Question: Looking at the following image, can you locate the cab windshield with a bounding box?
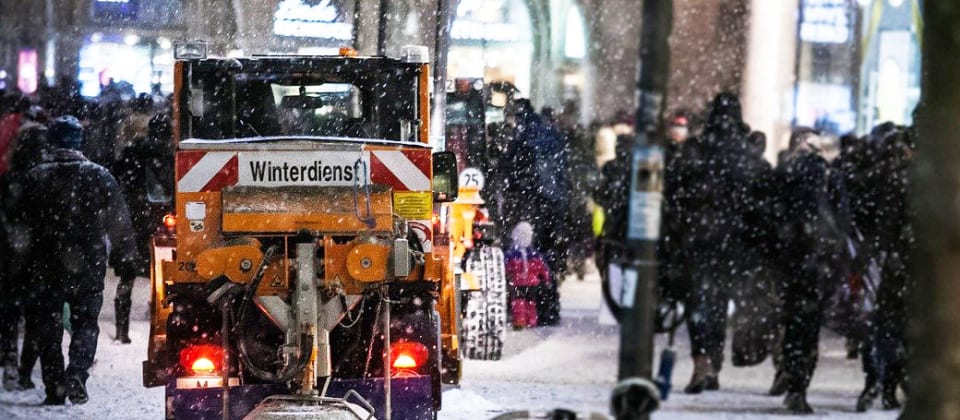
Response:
[181,58,421,142]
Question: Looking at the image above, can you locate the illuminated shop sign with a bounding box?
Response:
[800,0,852,44]
[451,0,527,42]
[451,21,522,42]
[273,0,352,40]
[17,49,38,94]
[94,0,139,20]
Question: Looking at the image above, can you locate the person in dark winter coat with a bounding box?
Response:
[111,113,174,344]
[674,92,753,394]
[771,128,851,413]
[559,101,597,280]
[730,131,784,370]
[498,99,540,240]
[504,222,552,328]
[12,115,137,405]
[658,115,693,307]
[499,100,564,324]
[593,134,633,274]
[854,126,914,412]
[0,123,51,391]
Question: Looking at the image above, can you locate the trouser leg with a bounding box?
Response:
[30,299,65,400]
[687,275,728,360]
[115,274,134,342]
[781,273,822,394]
[65,288,104,384]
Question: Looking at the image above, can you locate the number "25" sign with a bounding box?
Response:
[458,167,485,189]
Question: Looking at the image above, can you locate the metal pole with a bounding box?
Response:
[382,285,392,420]
[612,0,672,418]
[377,0,389,56]
[221,304,231,420]
[431,0,456,150]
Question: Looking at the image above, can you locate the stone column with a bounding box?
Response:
[741,0,798,161]
[581,0,643,124]
[666,0,749,122]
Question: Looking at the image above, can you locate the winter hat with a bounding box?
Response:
[706,92,743,130]
[48,115,83,150]
[511,222,534,249]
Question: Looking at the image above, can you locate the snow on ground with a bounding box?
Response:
[0,267,902,419]
[440,265,901,420]
[0,271,164,419]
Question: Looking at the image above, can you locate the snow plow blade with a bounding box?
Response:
[244,392,374,420]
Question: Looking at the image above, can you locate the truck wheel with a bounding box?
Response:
[461,246,506,360]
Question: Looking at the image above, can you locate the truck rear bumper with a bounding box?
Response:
[166,376,434,420]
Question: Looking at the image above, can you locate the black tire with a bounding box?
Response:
[461,246,506,360]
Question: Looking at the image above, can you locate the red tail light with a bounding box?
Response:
[179,344,223,375]
[390,342,429,371]
[162,213,177,229]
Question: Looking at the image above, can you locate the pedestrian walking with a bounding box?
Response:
[111,113,174,343]
[12,115,137,405]
[771,127,851,413]
[673,92,753,394]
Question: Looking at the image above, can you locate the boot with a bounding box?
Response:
[845,337,860,360]
[769,370,789,396]
[2,352,18,391]
[684,355,717,394]
[115,298,131,344]
[855,377,879,412]
[881,384,900,410]
[784,391,814,414]
[66,376,89,405]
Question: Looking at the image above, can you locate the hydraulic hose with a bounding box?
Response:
[233,245,313,383]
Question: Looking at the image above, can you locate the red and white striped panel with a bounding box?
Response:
[177,149,431,193]
[177,151,239,193]
[369,149,431,192]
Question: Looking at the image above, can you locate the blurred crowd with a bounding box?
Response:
[595,93,914,414]
[0,78,917,415]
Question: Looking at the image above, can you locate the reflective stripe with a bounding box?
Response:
[177,152,236,192]
[372,150,431,191]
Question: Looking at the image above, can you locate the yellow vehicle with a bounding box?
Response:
[142,44,460,419]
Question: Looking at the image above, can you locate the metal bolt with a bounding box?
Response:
[240,259,253,272]
[360,258,372,269]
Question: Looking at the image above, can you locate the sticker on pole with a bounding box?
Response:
[627,146,663,241]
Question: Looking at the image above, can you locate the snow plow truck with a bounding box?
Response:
[142,44,463,420]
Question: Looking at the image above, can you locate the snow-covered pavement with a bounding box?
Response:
[441,267,901,420]
[0,268,901,419]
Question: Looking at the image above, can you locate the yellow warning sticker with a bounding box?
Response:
[394,191,433,220]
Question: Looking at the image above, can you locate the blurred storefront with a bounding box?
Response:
[76,0,185,98]
[447,0,534,98]
[792,0,860,137]
[269,0,354,55]
[856,0,922,131]
[792,0,922,136]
